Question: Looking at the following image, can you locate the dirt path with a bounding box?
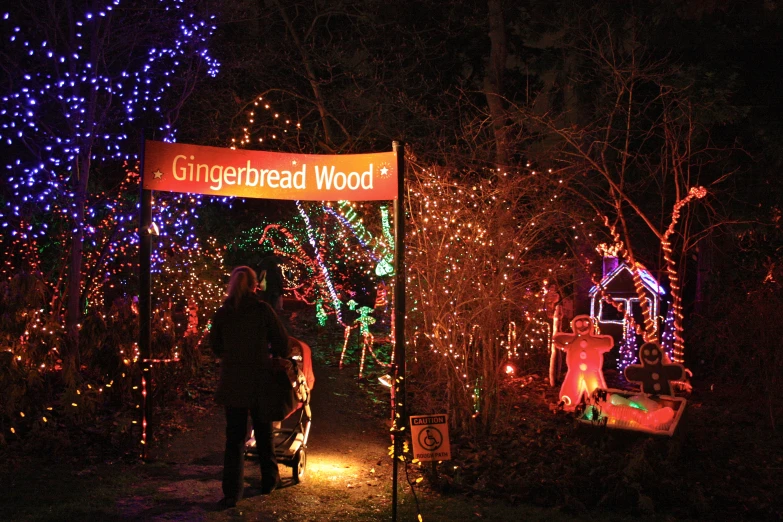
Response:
[0,323,592,521]
[109,304,580,522]
[115,352,400,521]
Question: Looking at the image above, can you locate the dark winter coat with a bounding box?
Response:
[264,264,284,297]
[209,294,291,414]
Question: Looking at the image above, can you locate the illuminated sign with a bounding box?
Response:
[142,140,398,201]
[410,414,451,462]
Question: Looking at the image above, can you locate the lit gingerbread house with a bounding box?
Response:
[589,256,665,344]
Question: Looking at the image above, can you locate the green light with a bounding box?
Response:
[609,393,648,411]
[316,298,327,327]
[355,306,376,336]
[375,258,394,277]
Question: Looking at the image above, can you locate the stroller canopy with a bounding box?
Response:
[289,337,315,391]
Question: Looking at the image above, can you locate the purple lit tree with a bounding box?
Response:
[660,304,676,363]
[617,318,640,373]
[0,0,218,375]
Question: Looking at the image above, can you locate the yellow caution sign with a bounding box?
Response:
[409,414,451,462]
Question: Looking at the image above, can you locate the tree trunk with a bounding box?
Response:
[65,151,90,379]
[484,0,510,169]
[64,7,103,381]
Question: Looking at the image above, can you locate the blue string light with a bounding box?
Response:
[0,1,219,270]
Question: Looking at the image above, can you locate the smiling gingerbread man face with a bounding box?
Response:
[572,316,593,336]
[642,344,661,365]
[624,341,685,396]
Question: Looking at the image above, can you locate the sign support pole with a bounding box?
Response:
[138,136,153,460]
[391,141,406,521]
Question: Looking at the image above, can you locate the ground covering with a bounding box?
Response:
[0,304,779,521]
[424,373,781,520]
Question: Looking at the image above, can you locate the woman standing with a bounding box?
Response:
[209,266,290,508]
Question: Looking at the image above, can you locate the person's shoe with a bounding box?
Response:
[217,497,237,509]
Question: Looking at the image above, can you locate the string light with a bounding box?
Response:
[1,1,219,261]
[0,1,220,447]
[598,219,657,341]
[405,157,574,421]
[616,315,641,372]
[659,305,676,363]
[661,186,707,364]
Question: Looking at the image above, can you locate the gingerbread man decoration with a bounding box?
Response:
[624,341,684,396]
[553,315,614,410]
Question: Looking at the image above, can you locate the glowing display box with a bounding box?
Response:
[576,388,687,437]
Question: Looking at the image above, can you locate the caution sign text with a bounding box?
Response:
[409,414,451,462]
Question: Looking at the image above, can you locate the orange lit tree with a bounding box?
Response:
[405,157,573,435]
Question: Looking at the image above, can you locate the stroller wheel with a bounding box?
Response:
[292,448,306,484]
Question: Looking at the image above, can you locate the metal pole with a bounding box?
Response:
[391,141,406,521]
[138,136,153,460]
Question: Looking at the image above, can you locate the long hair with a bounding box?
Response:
[225,266,257,309]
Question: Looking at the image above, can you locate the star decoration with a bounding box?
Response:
[292,160,297,166]
[378,162,393,178]
[153,169,164,179]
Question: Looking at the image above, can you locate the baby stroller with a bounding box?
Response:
[245,337,315,484]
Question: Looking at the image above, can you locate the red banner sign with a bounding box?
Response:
[142,140,398,201]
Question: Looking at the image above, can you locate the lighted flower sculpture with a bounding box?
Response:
[552,315,614,411]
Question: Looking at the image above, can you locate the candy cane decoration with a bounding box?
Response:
[601,216,657,341]
[662,186,707,363]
